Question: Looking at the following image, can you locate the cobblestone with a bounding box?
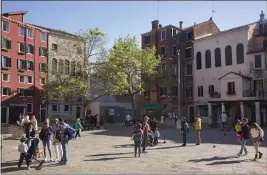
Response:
[1,124,267,174]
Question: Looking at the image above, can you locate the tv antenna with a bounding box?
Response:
[157,0,160,21]
[212,0,216,18]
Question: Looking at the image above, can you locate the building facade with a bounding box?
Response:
[1,11,48,123]
[193,11,267,125]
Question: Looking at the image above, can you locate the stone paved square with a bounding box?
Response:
[1,124,267,174]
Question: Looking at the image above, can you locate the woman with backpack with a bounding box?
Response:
[39,122,53,162]
[250,122,264,161]
[180,117,189,146]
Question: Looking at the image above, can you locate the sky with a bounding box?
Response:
[2,1,266,49]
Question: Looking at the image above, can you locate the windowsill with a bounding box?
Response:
[26,53,34,56]
[2,80,10,82]
[1,67,10,70]
[18,52,25,55]
[185,57,193,59]
[64,110,70,112]
[3,31,9,33]
[19,35,25,37]
[41,40,47,42]
[27,37,33,39]
[18,69,25,72]
[1,48,9,51]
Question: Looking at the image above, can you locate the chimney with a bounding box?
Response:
[159,24,162,28]
[152,20,159,30]
[179,21,183,29]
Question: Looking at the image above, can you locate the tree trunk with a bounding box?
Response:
[131,94,136,120]
[83,99,89,119]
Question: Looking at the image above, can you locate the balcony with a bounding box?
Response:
[253,68,266,79]
[243,91,267,100]
[209,92,221,98]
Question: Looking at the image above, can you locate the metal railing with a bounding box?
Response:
[243,91,267,99]
[209,92,221,98]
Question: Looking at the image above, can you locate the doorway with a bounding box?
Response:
[76,106,81,118]
[1,107,8,124]
[9,106,24,124]
[189,106,195,123]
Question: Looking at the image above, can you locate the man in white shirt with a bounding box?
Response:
[125,114,131,127]
[221,112,228,131]
[18,137,30,169]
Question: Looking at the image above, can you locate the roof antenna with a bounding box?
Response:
[212,0,216,18]
[157,0,160,21]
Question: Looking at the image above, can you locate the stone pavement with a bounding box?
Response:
[1,124,267,174]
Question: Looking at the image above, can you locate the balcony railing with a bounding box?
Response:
[243,91,267,99]
[209,92,221,98]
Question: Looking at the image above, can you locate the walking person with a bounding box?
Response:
[237,118,250,157]
[132,123,143,157]
[221,112,228,131]
[154,128,160,145]
[160,115,165,127]
[39,122,53,162]
[194,115,201,145]
[100,116,104,130]
[75,117,84,139]
[142,116,150,153]
[17,137,31,170]
[52,118,63,162]
[250,122,264,161]
[31,115,38,131]
[181,117,189,146]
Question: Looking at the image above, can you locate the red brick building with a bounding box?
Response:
[1,11,48,124]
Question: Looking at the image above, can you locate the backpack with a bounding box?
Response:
[66,125,76,140]
[133,132,142,142]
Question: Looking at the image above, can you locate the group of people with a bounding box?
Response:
[84,114,104,130]
[17,115,83,170]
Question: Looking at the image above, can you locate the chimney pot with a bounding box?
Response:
[179,21,183,29]
[152,20,159,30]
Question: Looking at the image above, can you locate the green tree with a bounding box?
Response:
[101,36,160,119]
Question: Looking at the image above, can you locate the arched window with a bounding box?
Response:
[71,61,76,75]
[205,50,211,68]
[225,45,232,66]
[215,48,221,67]
[52,58,57,73]
[196,52,202,70]
[236,43,244,64]
[59,59,64,74]
[65,60,70,75]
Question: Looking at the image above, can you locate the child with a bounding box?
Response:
[154,128,160,145]
[18,137,31,170]
[132,123,143,157]
[235,120,242,141]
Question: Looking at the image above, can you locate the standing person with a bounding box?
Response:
[75,117,84,139]
[221,112,228,131]
[142,116,150,153]
[237,118,250,157]
[174,114,178,127]
[31,115,38,131]
[250,122,264,161]
[150,117,157,132]
[39,122,53,162]
[160,115,165,127]
[132,123,143,157]
[100,116,104,130]
[58,118,71,165]
[154,128,160,145]
[181,117,189,146]
[52,118,63,162]
[194,115,201,145]
[125,114,131,127]
[17,137,31,170]
[24,122,35,147]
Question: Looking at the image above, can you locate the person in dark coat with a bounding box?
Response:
[180,117,189,146]
[237,118,250,157]
[142,116,150,153]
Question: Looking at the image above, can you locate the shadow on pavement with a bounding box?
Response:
[1,167,21,173]
[1,161,18,167]
[84,156,131,161]
[188,155,238,163]
[86,152,132,157]
[112,144,134,148]
[206,159,252,165]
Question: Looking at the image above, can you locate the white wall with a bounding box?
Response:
[220,74,243,100]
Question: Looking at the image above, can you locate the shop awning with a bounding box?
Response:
[143,104,164,109]
[9,104,27,107]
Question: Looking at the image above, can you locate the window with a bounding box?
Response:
[59,59,64,74]
[161,63,166,73]
[27,76,33,84]
[225,45,232,66]
[196,52,202,70]
[208,85,215,94]
[2,21,9,32]
[40,78,46,85]
[186,64,192,75]
[2,87,11,96]
[255,55,262,68]
[186,86,192,98]
[64,104,70,112]
[52,104,59,112]
[41,32,47,42]
[172,64,177,75]
[144,89,149,97]
[172,28,177,38]
[1,38,12,49]
[186,31,193,41]
[172,86,178,96]
[1,56,11,68]
[39,63,47,73]
[161,46,166,57]
[71,61,76,75]
[26,44,34,54]
[27,61,34,71]
[52,44,58,50]
[18,43,26,53]
[160,87,167,96]
[2,73,9,82]
[19,26,25,36]
[172,45,177,56]
[65,60,70,74]
[52,58,58,73]
[17,60,33,70]
[236,43,244,64]
[161,30,166,40]
[185,47,192,58]
[19,75,24,83]
[198,86,204,97]
[227,82,235,95]
[144,35,150,45]
[199,105,208,116]
[17,88,34,97]
[27,28,33,38]
[39,47,47,56]
[215,48,221,67]
[205,50,211,68]
[26,103,33,113]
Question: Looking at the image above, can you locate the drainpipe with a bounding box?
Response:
[177,49,181,118]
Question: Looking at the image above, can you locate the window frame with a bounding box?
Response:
[41,32,47,42]
[255,55,262,68]
[27,28,33,38]
[2,73,10,82]
[184,47,192,59]
[236,43,244,64]
[52,104,59,112]
[26,103,33,113]
[19,26,25,37]
[1,56,11,68]
[161,29,166,40]
[40,78,46,85]
[172,45,177,56]
[64,104,70,112]
[2,21,9,32]
[225,45,233,66]
[196,52,202,70]
[227,82,235,95]
[2,87,11,96]
[19,75,25,83]
[186,85,193,98]
[18,43,26,53]
[1,38,12,50]
[27,76,33,84]
[144,35,150,45]
[215,48,221,67]
[205,50,211,69]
